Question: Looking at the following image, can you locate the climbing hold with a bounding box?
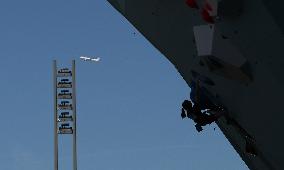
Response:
[186,0,199,9]
[204,1,213,11]
[201,8,214,23]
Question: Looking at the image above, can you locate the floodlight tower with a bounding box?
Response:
[53,60,77,170]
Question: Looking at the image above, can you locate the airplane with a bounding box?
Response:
[80,56,101,62]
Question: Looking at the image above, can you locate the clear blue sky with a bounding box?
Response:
[0,0,249,170]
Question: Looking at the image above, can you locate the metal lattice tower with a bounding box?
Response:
[53,60,77,170]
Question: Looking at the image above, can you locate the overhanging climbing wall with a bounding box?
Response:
[107,0,284,170]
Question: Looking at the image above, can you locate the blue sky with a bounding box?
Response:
[0,0,249,169]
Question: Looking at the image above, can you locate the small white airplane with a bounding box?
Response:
[80,56,101,62]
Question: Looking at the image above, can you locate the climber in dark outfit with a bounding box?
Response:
[181,80,225,132]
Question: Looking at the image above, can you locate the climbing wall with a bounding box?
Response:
[107,0,284,170]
